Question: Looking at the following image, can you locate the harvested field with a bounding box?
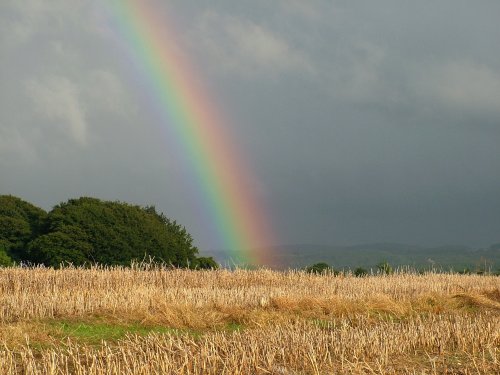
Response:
[0,266,498,374]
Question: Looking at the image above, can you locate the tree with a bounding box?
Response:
[0,217,31,250]
[27,228,92,266]
[0,195,47,233]
[305,262,337,275]
[26,197,200,267]
[0,195,47,260]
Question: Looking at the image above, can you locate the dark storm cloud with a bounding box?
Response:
[1,0,499,249]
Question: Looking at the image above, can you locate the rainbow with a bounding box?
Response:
[104,1,275,265]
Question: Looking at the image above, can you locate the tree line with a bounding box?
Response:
[304,261,499,276]
[0,195,217,269]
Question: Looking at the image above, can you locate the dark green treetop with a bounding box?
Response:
[0,195,47,261]
[27,197,201,267]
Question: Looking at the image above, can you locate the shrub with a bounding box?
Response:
[0,245,13,266]
[305,262,337,275]
[193,257,219,270]
[377,261,393,275]
[354,267,368,277]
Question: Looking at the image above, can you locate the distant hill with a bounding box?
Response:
[206,243,500,272]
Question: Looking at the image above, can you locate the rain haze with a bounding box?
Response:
[1,0,499,253]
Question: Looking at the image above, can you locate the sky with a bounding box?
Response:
[1,0,500,251]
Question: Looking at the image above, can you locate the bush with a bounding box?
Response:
[305,262,337,275]
[0,244,13,267]
[354,267,368,277]
[193,257,219,270]
[377,261,393,275]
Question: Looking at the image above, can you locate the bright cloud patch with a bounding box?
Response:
[26,76,88,145]
[195,11,314,76]
[420,61,500,114]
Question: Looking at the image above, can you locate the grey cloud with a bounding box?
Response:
[84,70,133,115]
[1,0,500,250]
[0,126,38,165]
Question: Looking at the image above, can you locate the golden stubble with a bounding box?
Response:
[0,266,498,374]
